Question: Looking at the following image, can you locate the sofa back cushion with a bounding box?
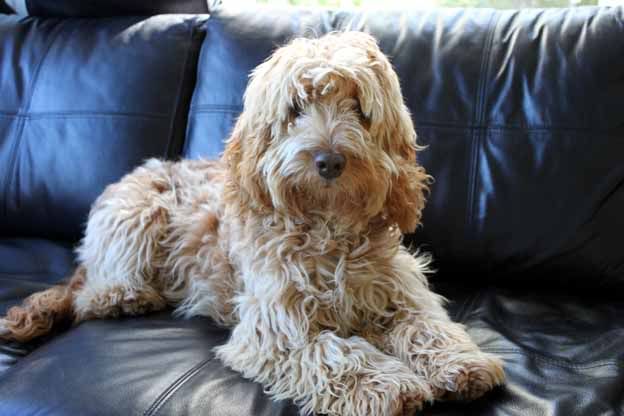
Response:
[437,7,624,289]
[0,15,205,240]
[186,5,624,290]
[6,0,209,16]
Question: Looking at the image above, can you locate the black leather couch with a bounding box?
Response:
[1,2,623,415]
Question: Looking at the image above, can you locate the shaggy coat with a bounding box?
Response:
[0,32,504,416]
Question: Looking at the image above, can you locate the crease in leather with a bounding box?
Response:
[455,289,624,372]
[144,357,215,416]
[482,313,623,370]
[465,289,485,323]
[451,290,482,324]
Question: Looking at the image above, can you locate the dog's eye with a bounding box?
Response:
[355,101,368,122]
[356,105,365,119]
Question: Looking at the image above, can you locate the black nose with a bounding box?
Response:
[314,151,346,180]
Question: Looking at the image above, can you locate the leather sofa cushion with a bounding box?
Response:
[1,244,622,416]
[13,0,209,17]
[0,15,205,241]
[187,5,624,290]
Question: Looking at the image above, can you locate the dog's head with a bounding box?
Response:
[224,31,430,233]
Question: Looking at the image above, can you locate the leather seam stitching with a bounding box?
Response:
[0,112,169,119]
[414,121,623,133]
[189,104,242,111]
[143,357,213,416]
[0,274,60,282]
[181,25,209,158]
[481,348,621,370]
[165,22,196,160]
[174,112,624,133]
[466,11,499,238]
[2,20,67,224]
[189,108,242,115]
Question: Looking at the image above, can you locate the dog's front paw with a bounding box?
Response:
[433,351,505,401]
[335,370,433,416]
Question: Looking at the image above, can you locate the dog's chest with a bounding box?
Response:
[298,237,395,335]
[235,217,400,335]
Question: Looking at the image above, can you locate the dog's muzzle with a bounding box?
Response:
[314,151,346,180]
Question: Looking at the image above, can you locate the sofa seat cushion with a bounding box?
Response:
[0,312,297,416]
[431,283,624,415]
[1,257,622,415]
[0,313,299,416]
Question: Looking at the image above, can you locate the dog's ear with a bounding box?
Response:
[222,39,317,211]
[381,98,430,234]
[222,118,273,211]
[356,32,431,233]
[385,144,430,234]
[222,42,304,211]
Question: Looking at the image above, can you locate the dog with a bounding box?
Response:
[0,31,504,415]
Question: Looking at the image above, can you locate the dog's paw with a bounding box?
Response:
[433,351,505,401]
[396,374,434,415]
[397,385,430,415]
[337,370,433,416]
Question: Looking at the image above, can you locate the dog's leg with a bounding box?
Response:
[0,268,166,342]
[381,250,505,401]
[71,161,174,322]
[385,312,505,401]
[72,279,166,322]
[215,298,433,416]
[0,160,175,342]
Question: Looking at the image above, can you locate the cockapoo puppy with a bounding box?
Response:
[0,31,504,415]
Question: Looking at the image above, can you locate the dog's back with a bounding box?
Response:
[0,158,235,341]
